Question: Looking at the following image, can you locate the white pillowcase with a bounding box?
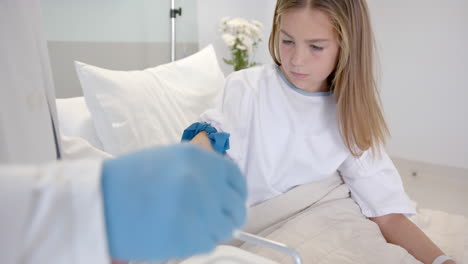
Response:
[55,96,104,150]
[75,45,225,155]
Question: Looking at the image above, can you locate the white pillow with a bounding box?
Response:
[55,96,104,150]
[75,45,225,155]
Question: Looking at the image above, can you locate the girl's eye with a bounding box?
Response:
[311,45,324,51]
[282,40,294,45]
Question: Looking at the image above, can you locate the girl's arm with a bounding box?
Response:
[370,214,455,264]
[190,131,215,152]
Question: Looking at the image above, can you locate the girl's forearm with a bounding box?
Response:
[370,213,454,264]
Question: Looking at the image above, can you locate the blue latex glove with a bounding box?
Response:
[101,144,247,261]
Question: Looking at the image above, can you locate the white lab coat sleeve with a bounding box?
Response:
[338,150,416,218]
[0,160,110,264]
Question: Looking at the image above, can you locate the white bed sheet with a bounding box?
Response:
[410,208,467,263]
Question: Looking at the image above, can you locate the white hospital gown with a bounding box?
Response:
[200,64,415,217]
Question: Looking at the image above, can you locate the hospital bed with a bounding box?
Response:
[175,231,302,264]
[56,95,468,264]
[53,46,468,263]
[126,231,301,264]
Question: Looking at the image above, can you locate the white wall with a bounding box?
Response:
[41,0,198,43]
[196,0,276,75]
[40,0,199,97]
[369,0,468,169]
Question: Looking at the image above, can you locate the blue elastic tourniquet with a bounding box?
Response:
[181,122,230,154]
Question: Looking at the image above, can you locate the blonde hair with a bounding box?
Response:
[269,0,389,157]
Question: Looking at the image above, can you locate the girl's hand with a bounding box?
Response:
[190,131,215,152]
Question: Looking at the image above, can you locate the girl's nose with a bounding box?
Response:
[291,47,306,67]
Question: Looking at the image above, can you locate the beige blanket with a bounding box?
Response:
[236,173,466,263]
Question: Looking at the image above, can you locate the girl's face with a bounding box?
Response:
[279,8,340,93]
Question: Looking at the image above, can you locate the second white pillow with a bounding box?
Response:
[75,45,225,155]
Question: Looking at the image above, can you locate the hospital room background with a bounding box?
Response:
[39,0,467,262]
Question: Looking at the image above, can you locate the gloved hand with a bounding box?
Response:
[101,143,247,261]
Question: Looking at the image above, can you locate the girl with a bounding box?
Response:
[183,0,454,263]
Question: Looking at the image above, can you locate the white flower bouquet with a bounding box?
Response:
[219,17,263,71]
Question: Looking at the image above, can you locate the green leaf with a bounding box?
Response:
[223,58,233,65]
